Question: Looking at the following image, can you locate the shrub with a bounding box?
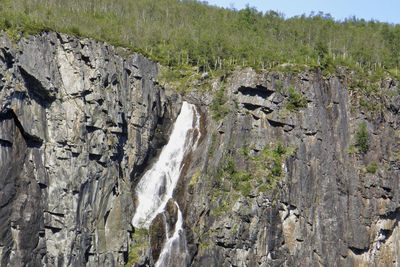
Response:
[275,80,283,93]
[275,141,286,156]
[224,157,236,175]
[4,18,12,29]
[286,85,307,111]
[210,87,229,121]
[215,142,295,196]
[271,158,282,177]
[355,121,369,154]
[237,181,252,196]
[366,162,377,174]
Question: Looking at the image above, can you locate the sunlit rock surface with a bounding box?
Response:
[0,31,177,266]
[1,32,400,267]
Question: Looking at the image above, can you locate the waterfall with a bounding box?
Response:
[132,101,200,266]
[155,203,188,267]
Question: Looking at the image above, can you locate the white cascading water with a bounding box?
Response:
[155,202,188,267]
[132,101,200,266]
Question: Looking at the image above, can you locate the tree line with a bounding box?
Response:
[1,0,399,75]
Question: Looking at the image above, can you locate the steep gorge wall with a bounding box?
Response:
[0,31,180,266]
[1,31,400,267]
[180,68,400,266]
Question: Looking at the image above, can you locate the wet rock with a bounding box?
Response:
[165,199,178,237]
[149,214,167,263]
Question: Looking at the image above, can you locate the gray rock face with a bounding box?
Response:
[1,31,400,267]
[0,31,178,266]
[180,68,400,267]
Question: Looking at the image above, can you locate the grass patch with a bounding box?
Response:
[125,228,149,267]
[212,199,233,216]
[158,64,201,93]
[189,170,202,187]
[214,141,295,197]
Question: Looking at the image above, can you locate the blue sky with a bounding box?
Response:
[205,0,400,24]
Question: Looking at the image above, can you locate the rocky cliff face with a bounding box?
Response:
[0,31,180,266]
[1,31,400,267]
[181,68,400,267]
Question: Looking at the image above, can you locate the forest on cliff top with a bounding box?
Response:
[1,0,400,78]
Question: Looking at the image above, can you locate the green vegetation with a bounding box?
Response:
[1,0,399,123]
[233,224,238,234]
[159,64,208,93]
[212,198,235,216]
[210,86,229,121]
[355,121,369,154]
[285,85,307,111]
[250,142,295,192]
[347,75,387,113]
[214,141,295,197]
[275,80,284,93]
[1,0,400,79]
[345,144,357,154]
[198,240,212,250]
[189,170,202,187]
[208,133,217,159]
[366,162,378,174]
[125,228,149,266]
